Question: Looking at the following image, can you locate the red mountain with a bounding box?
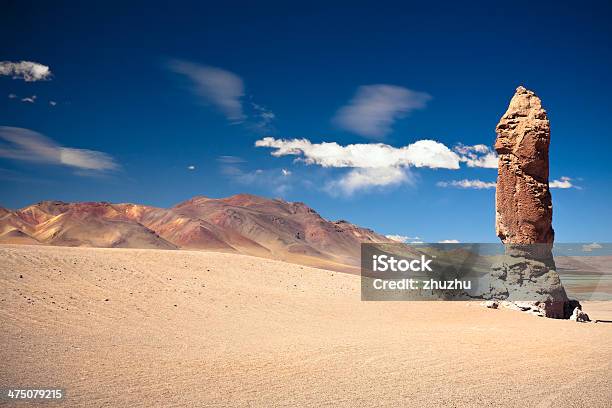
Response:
[0,194,393,270]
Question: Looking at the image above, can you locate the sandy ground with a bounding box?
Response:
[1,245,611,407]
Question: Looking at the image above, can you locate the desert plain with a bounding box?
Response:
[1,244,611,407]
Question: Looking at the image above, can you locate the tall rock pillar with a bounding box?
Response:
[491,86,571,318]
[495,86,554,246]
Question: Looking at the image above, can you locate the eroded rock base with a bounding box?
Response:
[482,248,578,319]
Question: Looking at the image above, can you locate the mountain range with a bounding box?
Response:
[0,194,393,271]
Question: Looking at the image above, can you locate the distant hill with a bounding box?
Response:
[0,194,394,270]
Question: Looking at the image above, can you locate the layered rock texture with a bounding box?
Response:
[495,86,554,245]
[491,86,571,318]
[0,194,393,271]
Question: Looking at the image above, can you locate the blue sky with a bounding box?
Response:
[1,1,611,242]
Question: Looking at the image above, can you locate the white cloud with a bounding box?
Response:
[168,60,246,123]
[454,144,498,168]
[0,61,52,81]
[549,176,574,189]
[385,235,459,244]
[386,234,409,243]
[281,168,291,176]
[8,93,17,99]
[333,85,431,138]
[256,137,460,195]
[326,167,410,195]
[256,137,460,169]
[582,242,602,252]
[187,165,196,170]
[386,234,422,243]
[49,101,57,106]
[437,179,496,189]
[21,95,37,103]
[0,126,118,172]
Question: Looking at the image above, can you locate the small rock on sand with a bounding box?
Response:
[569,307,590,323]
[484,301,499,309]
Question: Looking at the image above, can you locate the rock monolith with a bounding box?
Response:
[490,86,572,318]
[495,86,554,246]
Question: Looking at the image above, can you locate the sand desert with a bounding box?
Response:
[3,2,612,407]
[1,244,610,407]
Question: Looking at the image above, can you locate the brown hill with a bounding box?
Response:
[0,201,176,250]
[0,229,40,245]
[0,194,393,269]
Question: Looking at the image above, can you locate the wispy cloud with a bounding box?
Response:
[437,179,496,189]
[256,137,459,196]
[333,85,431,139]
[0,61,52,82]
[250,102,276,132]
[168,60,246,123]
[437,176,578,190]
[217,155,245,164]
[549,176,576,189]
[8,93,59,107]
[454,144,498,168]
[438,239,460,243]
[220,162,291,196]
[0,126,118,172]
[168,60,277,132]
[21,95,37,103]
